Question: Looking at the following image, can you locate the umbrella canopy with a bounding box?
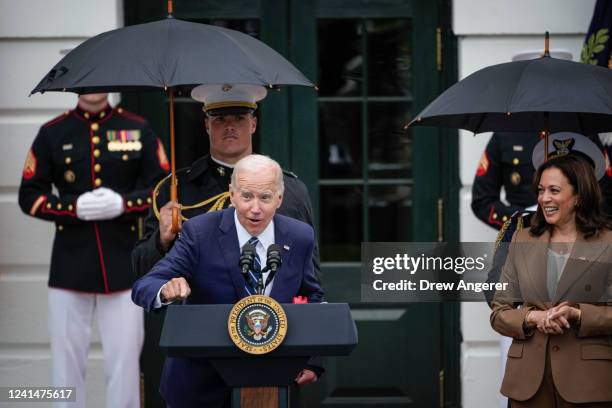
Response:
[408,55,612,135]
[31,17,313,95]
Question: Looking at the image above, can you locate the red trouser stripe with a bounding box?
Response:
[93,223,110,293]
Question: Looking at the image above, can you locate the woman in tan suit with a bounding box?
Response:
[491,153,612,407]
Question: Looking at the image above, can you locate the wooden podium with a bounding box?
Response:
[160,303,358,408]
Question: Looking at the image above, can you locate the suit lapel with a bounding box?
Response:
[553,235,608,303]
[521,230,551,306]
[217,208,247,299]
[269,215,294,299]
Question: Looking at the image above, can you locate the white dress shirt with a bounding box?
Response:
[234,209,276,296]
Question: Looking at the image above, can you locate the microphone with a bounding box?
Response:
[266,244,283,273]
[264,244,283,287]
[239,243,256,275]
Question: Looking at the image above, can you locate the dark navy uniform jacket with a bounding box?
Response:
[18,105,169,293]
[131,154,319,279]
[471,132,539,230]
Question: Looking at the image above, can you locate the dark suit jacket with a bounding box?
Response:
[491,228,612,403]
[132,208,323,407]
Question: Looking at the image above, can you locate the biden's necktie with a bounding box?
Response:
[245,236,262,295]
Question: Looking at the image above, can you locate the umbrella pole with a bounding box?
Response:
[168,88,180,233]
[167,3,178,234]
[543,32,550,163]
[544,112,550,162]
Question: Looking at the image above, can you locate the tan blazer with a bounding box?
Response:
[491,228,612,403]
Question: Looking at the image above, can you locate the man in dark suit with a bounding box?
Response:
[132,154,323,407]
[131,83,323,408]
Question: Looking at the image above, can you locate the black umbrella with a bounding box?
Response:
[31,18,313,94]
[31,3,314,231]
[408,34,612,136]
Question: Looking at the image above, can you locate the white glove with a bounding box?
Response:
[76,187,124,221]
[525,204,538,212]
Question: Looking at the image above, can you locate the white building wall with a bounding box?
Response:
[453,1,595,407]
[0,1,122,407]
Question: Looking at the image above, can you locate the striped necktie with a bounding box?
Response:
[245,236,262,295]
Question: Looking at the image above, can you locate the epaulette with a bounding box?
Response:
[115,107,146,124]
[282,169,298,179]
[42,111,70,128]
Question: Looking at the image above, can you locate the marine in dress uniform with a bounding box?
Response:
[18,93,168,408]
[471,132,540,229]
[130,84,322,407]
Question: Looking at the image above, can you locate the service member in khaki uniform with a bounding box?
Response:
[18,93,168,408]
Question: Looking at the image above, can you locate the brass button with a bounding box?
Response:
[68,204,74,211]
[95,178,102,187]
[64,157,72,165]
[122,154,129,161]
[99,111,106,118]
[91,123,99,131]
[92,136,100,144]
[117,107,123,114]
[84,112,90,119]
[512,158,519,165]
[146,197,152,204]
[46,203,52,209]
[93,149,101,158]
[57,203,62,210]
[552,345,560,352]
[131,225,136,232]
[94,163,102,173]
[136,198,143,205]
[502,215,508,222]
[492,212,498,220]
[58,225,64,231]
[127,200,133,207]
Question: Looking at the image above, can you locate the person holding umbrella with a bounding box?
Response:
[18,93,169,408]
[490,146,612,407]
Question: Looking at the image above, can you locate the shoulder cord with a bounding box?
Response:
[152,174,230,221]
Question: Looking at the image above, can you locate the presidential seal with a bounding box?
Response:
[227,295,287,355]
